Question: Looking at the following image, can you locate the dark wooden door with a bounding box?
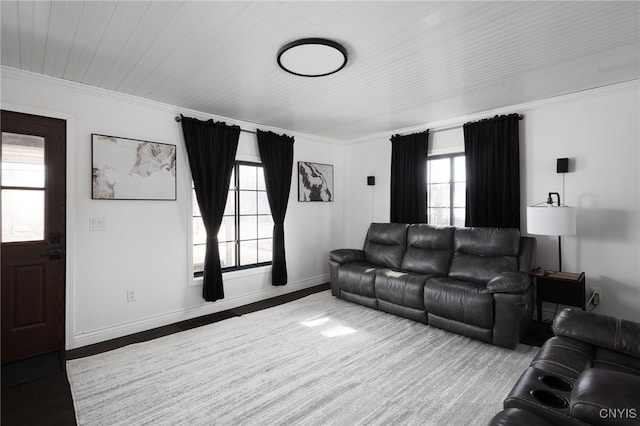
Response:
[1,110,66,363]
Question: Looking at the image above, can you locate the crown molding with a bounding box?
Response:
[342,78,640,145]
[1,66,342,146]
[3,66,636,147]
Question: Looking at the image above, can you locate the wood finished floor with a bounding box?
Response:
[1,284,330,426]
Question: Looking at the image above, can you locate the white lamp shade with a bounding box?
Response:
[527,206,576,236]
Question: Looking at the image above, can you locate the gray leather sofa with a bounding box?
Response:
[329,223,536,349]
[491,308,640,425]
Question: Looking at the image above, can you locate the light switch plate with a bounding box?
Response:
[89,218,105,231]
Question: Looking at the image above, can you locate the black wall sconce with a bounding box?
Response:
[367,176,375,186]
[557,158,569,173]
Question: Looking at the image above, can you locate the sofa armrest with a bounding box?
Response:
[518,237,537,273]
[552,308,640,358]
[571,368,640,425]
[329,249,366,264]
[485,271,532,294]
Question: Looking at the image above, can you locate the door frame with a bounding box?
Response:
[3,103,76,352]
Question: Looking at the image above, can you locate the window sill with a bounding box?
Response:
[189,265,272,287]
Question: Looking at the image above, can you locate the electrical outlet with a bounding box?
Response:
[311,257,317,267]
[591,287,601,306]
[127,289,136,302]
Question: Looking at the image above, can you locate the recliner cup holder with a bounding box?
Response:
[538,375,573,392]
[530,389,569,409]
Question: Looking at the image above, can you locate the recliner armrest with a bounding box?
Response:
[571,368,640,425]
[329,249,366,264]
[485,271,532,294]
[552,308,640,358]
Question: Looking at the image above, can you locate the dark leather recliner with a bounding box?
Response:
[329,223,537,349]
[491,308,640,425]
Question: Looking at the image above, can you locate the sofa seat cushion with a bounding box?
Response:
[337,262,378,298]
[423,277,494,329]
[530,336,596,379]
[374,269,431,310]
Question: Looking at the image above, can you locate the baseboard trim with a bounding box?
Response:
[70,274,329,349]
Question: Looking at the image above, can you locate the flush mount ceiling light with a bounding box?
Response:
[277,38,348,77]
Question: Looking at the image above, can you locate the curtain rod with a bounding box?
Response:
[411,113,525,135]
[175,113,524,137]
[174,115,256,135]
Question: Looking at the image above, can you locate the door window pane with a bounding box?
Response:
[2,133,45,188]
[2,189,45,242]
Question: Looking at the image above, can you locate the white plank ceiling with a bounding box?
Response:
[1,1,639,141]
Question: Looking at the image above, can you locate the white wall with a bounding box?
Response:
[342,81,640,322]
[523,82,640,322]
[3,66,638,344]
[1,68,344,349]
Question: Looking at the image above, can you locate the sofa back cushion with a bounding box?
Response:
[401,224,454,275]
[449,227,520,283]
[363,223,408,269]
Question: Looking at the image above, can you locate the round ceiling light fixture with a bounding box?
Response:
[277,38,348,77]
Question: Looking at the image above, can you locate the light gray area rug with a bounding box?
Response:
[67,291,537,425]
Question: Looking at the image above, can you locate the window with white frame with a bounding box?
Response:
[193,161,273,276]
[427,153,466,226]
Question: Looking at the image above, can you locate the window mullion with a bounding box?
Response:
[449,157,455,226]
[234,164,240,268]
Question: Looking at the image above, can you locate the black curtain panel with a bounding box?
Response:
[463,114,521,229]
[390,130,429,223]
[256,130,295,286]
[181,116,240,301]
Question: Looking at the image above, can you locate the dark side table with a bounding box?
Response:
[533,270,586,323]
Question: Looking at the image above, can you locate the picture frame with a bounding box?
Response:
[298,161,333,202]
[91,134,177,200]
